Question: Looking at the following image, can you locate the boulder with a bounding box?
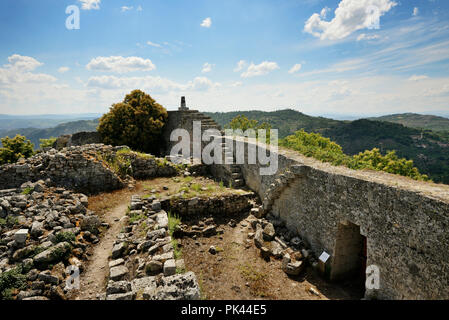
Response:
[37,271,59,285]
[254,228,264,249]
[106,280,131,295]
[260,247,271,260]
[106,292,134,300]
[109,258,125,268]
[270,241,283,259]
[262,223,275,241]
[33,242,71,269]
[142,272,201,300]
[155,211,168,229]
[147,228,166,241]
[110,265,129,281]
[111,242,127,259]
[283,260,305,276]
[163,259,176,276]
[145,260,163,275]
[80,215,101,235]
[30,221,44,239]
[14,229,29,245]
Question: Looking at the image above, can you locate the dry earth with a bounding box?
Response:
[181,211,363,300]
[68,177,362,300]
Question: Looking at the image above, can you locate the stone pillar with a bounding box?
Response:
[179,96,188,111]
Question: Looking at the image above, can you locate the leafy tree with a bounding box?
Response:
[39,137,57,149]
[225,115,272,142]
[0,135,34,165]
[97,90,168,154]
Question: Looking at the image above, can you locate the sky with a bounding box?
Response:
[0,0,449,118]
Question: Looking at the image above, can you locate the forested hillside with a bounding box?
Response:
[0,119,99,149]
[367,113,449,131]
[207,110,449,184]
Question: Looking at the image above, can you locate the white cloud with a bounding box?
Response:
[86,56,156,73]
[304,0,397,40]
[121,6,133,12]
[241,61,279,78]
[86,75,220,92]
[230,81,243,87]
[357,33,380,41]
[408,75,429,81]
[58,67,70,73]
[201,62,214,73]
[7,54,42,72]
[413,7,419,17]
[147,41,161,48]
[0,54,56,85]
[234,60,247,72]
[137,6,143,12]
[201,17,212,28]
[189,77,220,91]
[288,64,302,74]
[320,7,331,19]
[78,0,101,10]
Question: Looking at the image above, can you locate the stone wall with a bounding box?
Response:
[161,192,255,217]
[0,145,124,194]
[0,144,180,195]
[53,132,102,150]
[219,136,449,300]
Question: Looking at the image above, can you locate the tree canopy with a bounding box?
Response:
[0,135,34,165]
[97,90,168,154]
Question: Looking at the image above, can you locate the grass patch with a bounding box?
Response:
[129,212,144,224]
[238,262,271,298]
[168,211,182,259]
[54,232,76,244]
[96,151,132,178]
[0,216,18,228]
[197,271,207,300]
[21,187,33,195]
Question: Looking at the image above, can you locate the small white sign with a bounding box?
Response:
[319,251,330,263]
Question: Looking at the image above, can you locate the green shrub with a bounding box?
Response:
[0,135,34,165]
[39,137,57,149]
[0,266,27,300]
[54,232,76,244]
[0,216,18,228]
[21,187,33,195]
[281,130,429,181]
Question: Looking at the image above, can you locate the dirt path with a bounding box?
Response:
[73,201,130,300]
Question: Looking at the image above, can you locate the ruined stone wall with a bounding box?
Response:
[0,144,179,195]
[0,145,124,194]
[221,136,449,300]
[161,192,255,216]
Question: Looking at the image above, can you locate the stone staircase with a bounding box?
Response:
[174,110,246,189]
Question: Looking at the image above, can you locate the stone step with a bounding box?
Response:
[231,172,242,179]
[230,166,241,173]
[232,179,245,188]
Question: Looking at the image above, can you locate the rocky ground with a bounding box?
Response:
[0,174,362,300]
[0,180,104,300]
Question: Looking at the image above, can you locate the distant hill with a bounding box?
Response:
[367,113,449,131]
[207,109,449,184]
[205,109,344,138]
[0,113,101,131]
[0,119,99,149]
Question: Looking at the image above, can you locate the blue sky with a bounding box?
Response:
[0,0,449,118]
